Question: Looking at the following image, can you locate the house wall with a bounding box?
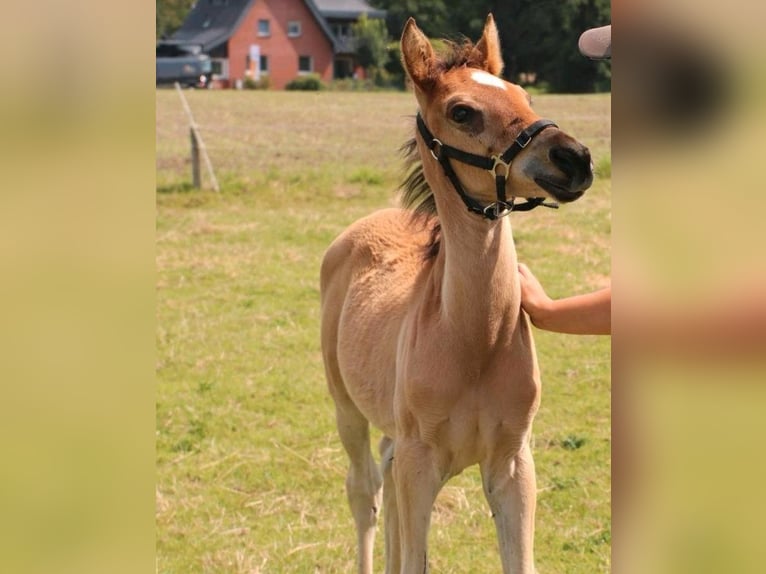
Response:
[227,0,334,89]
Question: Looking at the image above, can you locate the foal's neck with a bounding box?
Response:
[433,193,522,341]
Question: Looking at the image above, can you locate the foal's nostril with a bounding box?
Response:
[549,146,592,187]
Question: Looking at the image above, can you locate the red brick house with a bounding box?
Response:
[168,0,386,89]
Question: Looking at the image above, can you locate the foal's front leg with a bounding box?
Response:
[480,441,537,574]
[334,403,383,574]
[393,438,443,574]
[379,436,401,574]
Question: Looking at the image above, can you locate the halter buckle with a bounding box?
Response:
[516,131,533,149]
[490,155,511,178]
[483,200,514,219]
[429,139,443,161]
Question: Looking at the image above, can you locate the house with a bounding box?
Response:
[167,0,386,89]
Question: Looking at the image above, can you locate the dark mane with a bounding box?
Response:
[398,39,482,259]
[435,37,487,74]
[399,135,435,216]
[399,134,441,259]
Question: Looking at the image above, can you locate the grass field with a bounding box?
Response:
[156,89,611,573]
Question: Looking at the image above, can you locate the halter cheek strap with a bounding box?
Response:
[416,114,559,220]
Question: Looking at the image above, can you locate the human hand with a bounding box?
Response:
[519,263,611,334]
[518,263,554,327]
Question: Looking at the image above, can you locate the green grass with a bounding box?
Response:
[595,154,612,179]
[156,90,611,573]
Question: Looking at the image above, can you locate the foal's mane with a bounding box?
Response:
[399,38,486,258]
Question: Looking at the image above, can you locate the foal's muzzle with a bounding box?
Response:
[535,141,593,202]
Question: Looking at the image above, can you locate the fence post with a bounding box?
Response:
[175,82,220,192]
[190,127,201,189]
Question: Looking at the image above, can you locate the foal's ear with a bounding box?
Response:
[471,14,504,76]
[401,18,435,90]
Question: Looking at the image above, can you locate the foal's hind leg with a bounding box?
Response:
[379,436,400,574]
[334,400,383,574]
[480,441,537,574]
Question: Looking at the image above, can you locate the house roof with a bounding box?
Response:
[170,0,255,52]
[302,0,342,50]
[313,0,386,20]
[170,0,342,53]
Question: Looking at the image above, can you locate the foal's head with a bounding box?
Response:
[400,15,593,213]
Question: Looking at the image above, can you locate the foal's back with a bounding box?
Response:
[320,207,435,436]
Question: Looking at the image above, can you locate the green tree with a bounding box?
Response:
[495,0,610,93]
[370,0,450,39]
[372,0,610,93]
[352,15,391,85]
[156,0,195,40]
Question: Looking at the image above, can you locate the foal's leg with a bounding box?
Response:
[335,402,383,574]
[393,439,442,574]
[480,442,537,574]
[379,436,400,574]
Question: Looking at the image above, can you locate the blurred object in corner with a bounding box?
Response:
[615,17,731,149]
[579,25,611,60]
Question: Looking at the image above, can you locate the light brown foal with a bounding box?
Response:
[320,15,593,574]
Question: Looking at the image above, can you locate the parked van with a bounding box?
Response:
[156,42,212,88]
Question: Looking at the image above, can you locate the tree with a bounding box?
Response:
[371,0,610,93]
[352,15,391,84]
[503,0,610,93]
[370,0,450,39]
[156,0,196,40]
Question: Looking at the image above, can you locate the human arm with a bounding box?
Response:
[518,263,611,335]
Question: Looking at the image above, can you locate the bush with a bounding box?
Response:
[243,75,270,90]
[285,74,324,91]
[523,81,552,95]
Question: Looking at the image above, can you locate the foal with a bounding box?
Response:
[320,15,593,574]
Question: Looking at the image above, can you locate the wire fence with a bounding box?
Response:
[156,89,611,197]
[156,88,416,193]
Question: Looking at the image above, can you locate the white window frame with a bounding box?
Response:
[211,58,229,80]
[332,23,350,38]
[298,55,313,75]
[287,20,302,38]
[257,19,270,37]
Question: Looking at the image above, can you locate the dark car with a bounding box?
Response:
[156,42,212,88]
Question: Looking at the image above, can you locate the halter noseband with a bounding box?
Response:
[416,113,559,220]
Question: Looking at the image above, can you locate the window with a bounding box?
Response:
[331,23,350,38]
[287,21,301,37]
[298,56,313,74]
[334,57,353,79]
[258,19,270,37]
[211,58,229,79]
[260,55,269,74]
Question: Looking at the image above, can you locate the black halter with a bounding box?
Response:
[416,113,559,220]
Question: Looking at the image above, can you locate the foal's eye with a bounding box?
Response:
[450,105,474,124]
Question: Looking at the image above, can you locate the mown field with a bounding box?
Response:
[156,89,611,573]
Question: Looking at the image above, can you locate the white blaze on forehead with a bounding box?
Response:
[471,70,507,90]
